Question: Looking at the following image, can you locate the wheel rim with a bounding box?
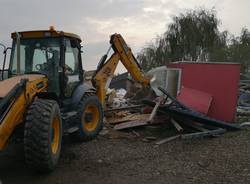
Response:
[82,105,99,132]
[51,116,60,154]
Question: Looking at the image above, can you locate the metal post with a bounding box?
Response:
[16,32,21,75]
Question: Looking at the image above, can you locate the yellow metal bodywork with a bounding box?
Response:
[95,53,120,104]
[0,76,48,150]
[1,28,80,151]
[0,31,148,150]
[11,30,82,42]
[94,34,150,104]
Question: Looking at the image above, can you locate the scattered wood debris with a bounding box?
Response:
[102,85,242,145]
[107,113,149,125]
[114,120,150,130]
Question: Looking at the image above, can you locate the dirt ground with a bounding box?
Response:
[0,127,250,184]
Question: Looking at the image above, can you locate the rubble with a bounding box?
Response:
[143,87,240,131]
[238,92,250,108]
[103,84,241,145]
[236,82,250,123]
[106,88,128,108]
[103,65,245,146]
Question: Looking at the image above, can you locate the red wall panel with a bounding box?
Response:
[168,62,240,122]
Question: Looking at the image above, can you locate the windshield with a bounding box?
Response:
[9,37,61,75]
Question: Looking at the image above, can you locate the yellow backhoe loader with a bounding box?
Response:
[0,28,150,172]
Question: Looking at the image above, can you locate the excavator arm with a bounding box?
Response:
[93,33,150,105]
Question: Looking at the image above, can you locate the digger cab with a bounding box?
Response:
[8,28,84,99]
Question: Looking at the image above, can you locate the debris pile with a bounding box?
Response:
[237,83,250,122]
[103,85,240,145]
[106,88,128,108]
[102,64,244,145]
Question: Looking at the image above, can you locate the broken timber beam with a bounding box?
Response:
[155,135,181,145]
[148,96,164,123]
[114,120,149,130]
[105,105,144,113]
[181,128,226,139]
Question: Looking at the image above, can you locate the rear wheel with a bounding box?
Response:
[74,94,103,141]
[24,99,62,172]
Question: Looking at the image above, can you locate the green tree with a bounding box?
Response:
[137,8,250,74]
[137,8,225,71]
[166,9,220,61]
[228,28,250,73]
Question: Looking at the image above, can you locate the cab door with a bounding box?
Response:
[63,38,82,98]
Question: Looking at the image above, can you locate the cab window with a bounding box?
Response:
[64,39,80,97]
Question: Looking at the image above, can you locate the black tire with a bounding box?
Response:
[74,94,103,141]
[24,99,62,172]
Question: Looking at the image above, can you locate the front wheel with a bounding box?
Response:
[24,99,62,172]
[74,94,103,141]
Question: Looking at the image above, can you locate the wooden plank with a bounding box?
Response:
[108,113,150,124]
[105,105,144,113]
[155,135,180,145]
[148,100,161,123]
[114,120,149,130]
[113,113,167,130]
[181,128,226,139]
[148,96,164,123]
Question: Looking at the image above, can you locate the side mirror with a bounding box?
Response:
[0,43,6,53]
[0,43,11,80]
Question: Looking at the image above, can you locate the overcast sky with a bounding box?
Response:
[0,0,250,73]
